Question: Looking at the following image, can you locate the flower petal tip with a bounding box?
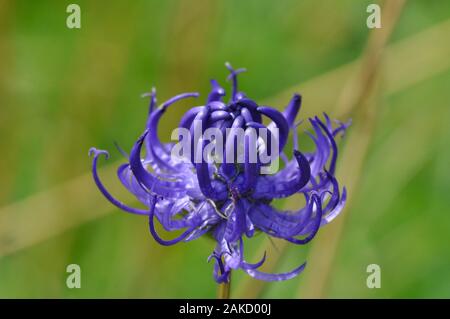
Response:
[88,147,109,159]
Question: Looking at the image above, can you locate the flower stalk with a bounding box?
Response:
[217,273,231,299]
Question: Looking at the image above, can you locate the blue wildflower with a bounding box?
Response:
[89,63,349,283]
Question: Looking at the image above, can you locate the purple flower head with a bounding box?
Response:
[89,63,349,283]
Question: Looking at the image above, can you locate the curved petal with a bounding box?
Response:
[148,92,199,152]
[179,106,203,130]
[283,93,302,128]
[257,106,289,152]
[248,197,312,238]
[238,238,267,270]
[148,196,197,246]
[142,87,157,120]
[89,148,149,215]
[315,116,338,175]
[237,127,259,194]
[195,139,227,201]
[210,110,232,123]
[235,92,246,100]
[158,197,192,231]
[253,150,311,199]
[222,115,245,177]
[243,261,307,281]
[241,253,267,270]
[129,131,187,198]
[225,62,246,102]
[209,101,228,111]
[333,118,352,137]
[223,199,248,243]
[321,187,347,226]
[287,194,324,245]
[146,92,199,172]
[236,99,262,123]
[208,252,230,283]
[207,79,226,103]
[306,118,330,177]
[246,121,273,162]
[322,171,340,214]
[178,102,225,131]
[190,106,210,163]
[117,163,153,206]
[240,107,254,123]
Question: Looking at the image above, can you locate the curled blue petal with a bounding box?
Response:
[315,116,338,175]
[237,128,259,194]
[283,93,302,128]
[148,196,197,246]
[89,148,149,215]
[257,106,289,152]
[243,261,307,281]
[286,194,323,245]
[225,62,246,102]
[179,106,203,130]
[207,79,226,103]
[195,139,227,201]
[129,131,187,198]
[253,150,311,199]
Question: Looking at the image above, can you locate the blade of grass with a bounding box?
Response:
[0,0,15,203]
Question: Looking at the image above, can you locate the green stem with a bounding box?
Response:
[217,273,231,299]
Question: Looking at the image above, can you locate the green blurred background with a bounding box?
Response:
[0,0,449,298]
